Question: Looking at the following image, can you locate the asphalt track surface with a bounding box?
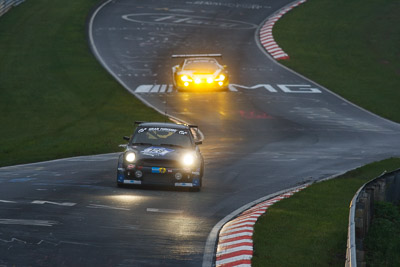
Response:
[1,0,400,266]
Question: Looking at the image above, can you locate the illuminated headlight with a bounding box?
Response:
[182,153,195,166]
[206,77,213,83]
[194,77,201,84]
[125,152,136,163]
[180,75,192,82]
[215,74,225,81]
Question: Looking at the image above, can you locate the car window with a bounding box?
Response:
[184,59,219,72]
[132,127,193,147]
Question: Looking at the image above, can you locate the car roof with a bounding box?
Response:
[137,122,190,130]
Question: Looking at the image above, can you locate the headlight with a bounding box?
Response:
[180,75,192,82]
[182,153,195,166]
[216,74,225,81]
[194,77,201,84]
[125,152,136,163]
[206,77,213,83]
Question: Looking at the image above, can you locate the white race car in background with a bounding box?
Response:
[172,54,229,91]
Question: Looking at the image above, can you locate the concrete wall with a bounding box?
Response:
[346,169,400,267]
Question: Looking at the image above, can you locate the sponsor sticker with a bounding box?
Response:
[124,180,142,185]
[141,146,174,156]
[152,167,167,174]
[148,127,177,132]
[175,183,193,187]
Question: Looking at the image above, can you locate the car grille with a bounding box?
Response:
[138,159,179,168]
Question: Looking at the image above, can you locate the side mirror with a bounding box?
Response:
[195,140,202,145]
[123,136,130,141]
[223,65,228,69]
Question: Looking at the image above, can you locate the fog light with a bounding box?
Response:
[218,81,223,86]
[135,170,143,178]
[175,172,182,180]
[184,82,189,87]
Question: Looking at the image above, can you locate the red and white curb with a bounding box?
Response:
[215,185,308,266]
[259,0,307,60]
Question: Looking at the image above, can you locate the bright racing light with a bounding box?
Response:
[206,77,213,83]
[180,75,192,82]
[216,74,225,81]
[182,153,195,166]
[125,152,136,163]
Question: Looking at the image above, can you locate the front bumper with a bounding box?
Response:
[174,80,229,91]
[117,165,201,187]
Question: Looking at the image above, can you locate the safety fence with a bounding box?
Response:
[0,0,25,17]
[345,168,400,266]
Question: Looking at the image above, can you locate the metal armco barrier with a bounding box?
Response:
[345,168,400,267]
[0,0,25,17]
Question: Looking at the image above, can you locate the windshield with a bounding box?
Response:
[184,59,219,72]
[131,127,193,148]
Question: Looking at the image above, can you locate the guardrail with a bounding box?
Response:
[0,0,25,17]
[345,168,400,266]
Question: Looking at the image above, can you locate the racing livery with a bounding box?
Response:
[172,54,229,91]
[117,122,204,190]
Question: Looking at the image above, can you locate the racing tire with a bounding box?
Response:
[199,160,204,187]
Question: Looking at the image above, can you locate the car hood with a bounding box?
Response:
[127,145,193,161]
[177,68,223,78]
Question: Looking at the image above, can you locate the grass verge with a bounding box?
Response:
[252,158,400,266]
[365,201,400,266]
[0,0,166,167]
[253,1,400,265]
[273,0,400,123]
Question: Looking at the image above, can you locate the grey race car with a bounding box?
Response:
[117,122,204,190]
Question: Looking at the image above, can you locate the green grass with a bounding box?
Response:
[365,202,400,266]
[252,158,400,266]
[274,0,400,123]
[0,0,166,167]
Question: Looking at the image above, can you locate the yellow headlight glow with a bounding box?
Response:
[207,77,213,83]
[216,74,225,81]
[180,75,192,82]
[194,78,201,84]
